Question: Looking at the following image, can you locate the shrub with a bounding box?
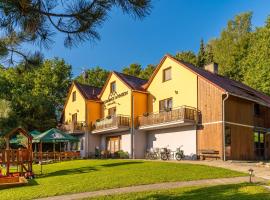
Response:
[115,150,129,159]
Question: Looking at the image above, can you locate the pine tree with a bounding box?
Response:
[205,44,214,64]
[0,0,152,65]
[197,39,206,67]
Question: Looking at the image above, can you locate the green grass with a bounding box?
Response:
[88,183,270,200]
[0,159,245,200]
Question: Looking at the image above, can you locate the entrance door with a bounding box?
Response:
[254,131,266,160]
[106,136,120,154]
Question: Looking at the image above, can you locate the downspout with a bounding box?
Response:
[222,92,229,161]
[131,93,135,159]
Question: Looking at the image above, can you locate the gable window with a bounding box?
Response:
[254,103,260,116]
[108,107,116,116]
[110,81,116,93]
[163,67,172,82]
[72,91,76,102]
[159,98,173,112]
[72,113,77,123]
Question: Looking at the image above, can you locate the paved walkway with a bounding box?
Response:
[36,176,263,200]
[172,160,270,180]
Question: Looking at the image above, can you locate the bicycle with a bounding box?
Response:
[160,147,172,160]
[175,146,185,161]
[146,148,160,160]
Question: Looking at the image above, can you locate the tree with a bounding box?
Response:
[209,12,252,81]
[122,63,142,77]
[243,16,270,95]
[122,63,155,79]
[197,39,206,67]
[0,58,72,131]
[0,100,11,118]
[0,0,152,65]
[76,66,109,87]
[205,44,214,64]
[139,64,155,79]
[175,51,197,66]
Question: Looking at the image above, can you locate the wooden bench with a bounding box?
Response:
[199,150,220,160]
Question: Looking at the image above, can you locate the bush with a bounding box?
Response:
[115,150,129,159]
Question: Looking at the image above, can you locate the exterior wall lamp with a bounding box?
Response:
[248,168,254,183]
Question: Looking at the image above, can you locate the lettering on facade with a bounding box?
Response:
[104,91,128,104]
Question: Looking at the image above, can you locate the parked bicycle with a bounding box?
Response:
[160,147,173,160]
[146,148,160,160]
[175,146,185,161]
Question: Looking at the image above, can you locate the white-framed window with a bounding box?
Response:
[72,91,76,102]
[159,98,173,112]
[163,67,172,82]
[110,81,116,93]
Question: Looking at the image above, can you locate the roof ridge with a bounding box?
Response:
[74,81,102,89]
[113,71,148,81]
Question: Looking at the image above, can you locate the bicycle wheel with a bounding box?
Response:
[175,153,182,161]
[161,153,168,160]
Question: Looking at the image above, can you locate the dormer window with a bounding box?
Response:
[72,91,76,102]
[111,81,116,93]
[163,67,172,82]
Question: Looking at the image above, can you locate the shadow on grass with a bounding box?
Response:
[37,166,98,178]
[0,179,39,191]
[135,183,269,200]
[100,161,144,168]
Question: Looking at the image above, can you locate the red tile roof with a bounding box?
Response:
[74,81,102,100]
[114,71,148,91]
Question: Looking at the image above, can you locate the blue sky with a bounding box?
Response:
[39,0,270,77]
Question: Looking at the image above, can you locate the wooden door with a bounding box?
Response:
[254,131,266,160]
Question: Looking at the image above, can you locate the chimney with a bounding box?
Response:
[204,63,218,74]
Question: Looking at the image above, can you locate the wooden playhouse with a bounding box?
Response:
[0,127,33,187]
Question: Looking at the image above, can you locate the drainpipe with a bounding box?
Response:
[222,92,229,161]
[131,93,135,159]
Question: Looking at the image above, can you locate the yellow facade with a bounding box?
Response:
[86,101,102,126]
[100,73,132,117]
[63,56,198,128]
[64,84,86,123]
[147,57,198,113]
[133,91,148,126]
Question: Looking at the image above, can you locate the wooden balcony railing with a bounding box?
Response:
[60,121,88,133]
[93,115,130,131]
[138,106,197,127]
[33,151,80,161]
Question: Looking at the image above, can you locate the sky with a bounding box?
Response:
[37,0,270,77]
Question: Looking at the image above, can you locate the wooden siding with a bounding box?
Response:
[226,124,254,160]
[254,104,270,128]
[198,78,223,124]
[197,77,224,159]
[225,96,253,125]
[225,96,270,160]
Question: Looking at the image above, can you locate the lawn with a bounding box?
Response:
[89,183,270,200]
[0,159,245,200]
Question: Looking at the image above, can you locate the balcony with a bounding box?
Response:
[138,106,197,130]
[60,121,88,134]
[92,115,130,134]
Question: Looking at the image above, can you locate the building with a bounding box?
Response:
[92,71,148,158]
[62,55,270,160]
[62,81,102,157]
